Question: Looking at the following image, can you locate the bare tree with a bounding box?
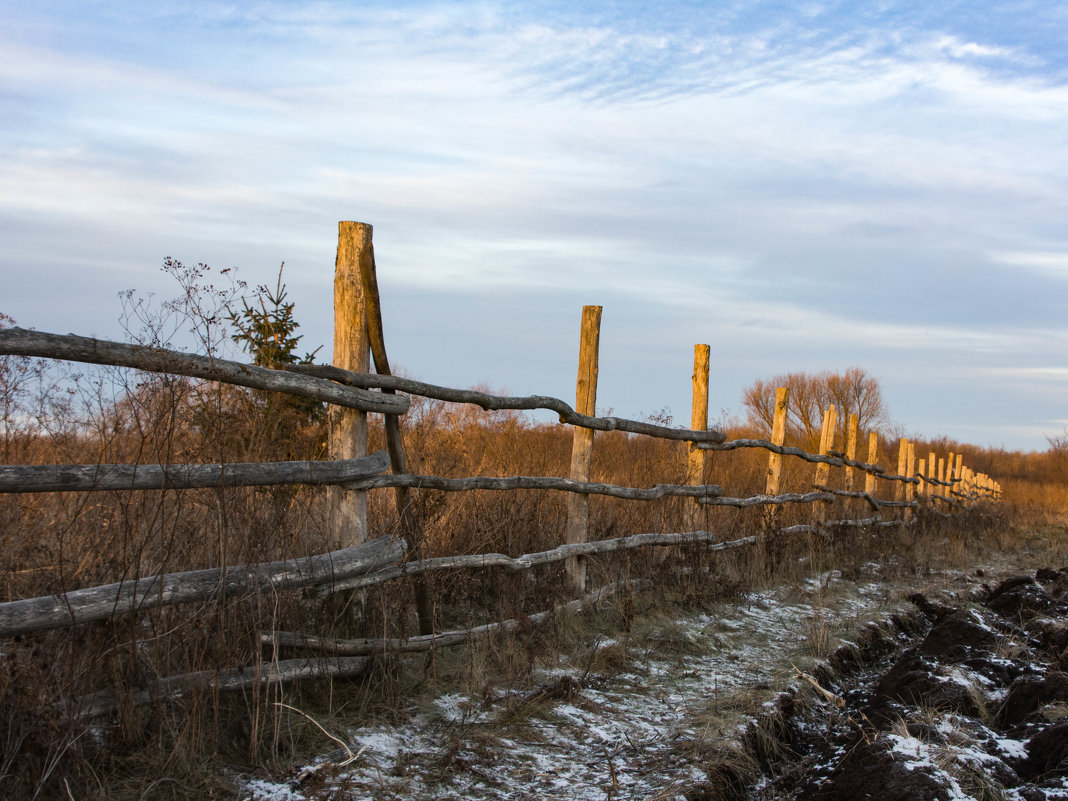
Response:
[743,367,890,451]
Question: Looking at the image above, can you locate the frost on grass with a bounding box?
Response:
[238,571,901,800]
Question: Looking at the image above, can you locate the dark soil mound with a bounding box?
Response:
[745,569,1068,800]
[811,740,956,801]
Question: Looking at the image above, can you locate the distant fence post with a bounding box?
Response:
[905,442,916,521]
[684,344,710,531]
[765,387,789,496]
[329,221,371,547]
[896,438,908,503]
[565,305,602,593]
[844,414,859,491]
[864,432,878,497]
[813,404,837,523]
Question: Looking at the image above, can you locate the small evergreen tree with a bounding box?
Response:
[229,264,325,442]
[229,263,320,368]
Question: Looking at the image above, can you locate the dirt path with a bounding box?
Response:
[240,562,978,800]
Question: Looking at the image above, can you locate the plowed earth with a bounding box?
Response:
[748,569,1068,801]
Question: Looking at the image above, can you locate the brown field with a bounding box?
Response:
[2,325,1066,798]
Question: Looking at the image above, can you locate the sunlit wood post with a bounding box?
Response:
[765,387,789,496]
[946,451,956,496]
[329,221,371,547]
[905,442,916,521]
[813,404,837,523]
[684,344,710,531]
[928,450,937,500]
[937,458,946,499]
[954,454,964,496]
[864,433,879,497]
[565,305,602,593]
[896,438,908,503]
[844,414,859,515]
[916,457,926,499]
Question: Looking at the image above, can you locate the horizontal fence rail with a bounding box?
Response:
[288,362,727,443]
[0,328,409,415]
[0,451,390,493]
[319,530,765,595]
[0,535,404,638]
[342,473,723,500]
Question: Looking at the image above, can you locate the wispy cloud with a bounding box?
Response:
[2,0,1067,448]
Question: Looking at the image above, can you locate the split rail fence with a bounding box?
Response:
[0,221,1001,712]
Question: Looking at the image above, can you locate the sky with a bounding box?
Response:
[1,1,1066,452]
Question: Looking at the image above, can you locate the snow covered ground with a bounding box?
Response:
[238,568,906,800]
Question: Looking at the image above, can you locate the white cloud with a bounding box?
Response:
[991,251,1068,277]
[977,367,1068,382]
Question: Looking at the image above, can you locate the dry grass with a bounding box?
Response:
[1,312,1064,798]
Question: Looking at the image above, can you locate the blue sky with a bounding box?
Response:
[2,1,1066,451]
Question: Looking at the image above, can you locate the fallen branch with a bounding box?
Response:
[271,580,646,655]
[76,655,371,719]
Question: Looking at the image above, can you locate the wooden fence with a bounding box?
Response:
[0,221,1000,711]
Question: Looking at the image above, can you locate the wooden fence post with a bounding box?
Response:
[684,344,710,531]
[937,458,946,498]
[843,415,859,490]
[565,305,602,593]
[765,387,789,496]
[896,438,908,503]
[928,450,937,500]
[813,405,837,523]
[905,442,916,520]
[954,454,964,495]
[354,227,434,637]
[329,221,371,547]
[864,433,879,497]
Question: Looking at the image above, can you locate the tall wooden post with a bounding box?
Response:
[905,442,916,521]
[928,451,937,500]
[864,433,879,496]
[329,222,370,547]
[813,405,837,523]
[917,457,926,498]
[954,454,964,495]
[896,438,908,502]
[565,305,602,593]
[937,458,946,498]
[844,415,859,491]
[684,344,710,531]
[765,387,789,496]
[354,228,434,637]
[843,414,859,516]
